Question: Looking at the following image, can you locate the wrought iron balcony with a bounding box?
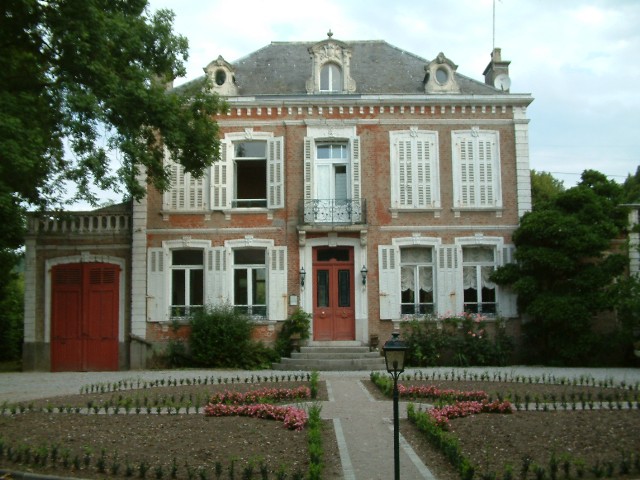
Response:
[300,198,366,226]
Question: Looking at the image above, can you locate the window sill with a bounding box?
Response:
[222,208,273,221]
[161,210,212,221]
[390,208,442,219]
[452,207,504,218]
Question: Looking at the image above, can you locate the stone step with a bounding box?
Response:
[272,346,386,371]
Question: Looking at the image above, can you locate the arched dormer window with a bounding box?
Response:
[320,63,342,92]
[306,34,356,94]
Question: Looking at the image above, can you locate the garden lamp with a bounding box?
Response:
[383,331,408,480]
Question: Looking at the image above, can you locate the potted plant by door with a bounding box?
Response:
[282,308,311,353]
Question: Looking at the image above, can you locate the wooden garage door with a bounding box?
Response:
[51,263,119,371]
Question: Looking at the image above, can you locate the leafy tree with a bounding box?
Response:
[530,170,565,208]
[492,170,629,365]
[0,0,224,327]
[621,165,640,204]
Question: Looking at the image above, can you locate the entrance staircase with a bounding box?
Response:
[272,345,386,371]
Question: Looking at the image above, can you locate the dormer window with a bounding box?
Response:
[424,52,460,94]
[435,67,449,85]
[306,34,356,94]
[204,55,238,96]
[320,63,343,92]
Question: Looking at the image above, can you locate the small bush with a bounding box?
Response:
[189,305,270,368]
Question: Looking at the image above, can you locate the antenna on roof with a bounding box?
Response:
[492,0,496,51]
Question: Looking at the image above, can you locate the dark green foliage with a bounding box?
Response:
[189,305,277,369]
[0,263,24,362]
[275,308,311,357]
[493,170,632,365]
[531,170,565,208]
[401,315,513,367]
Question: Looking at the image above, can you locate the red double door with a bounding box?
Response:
[51,263,120,372]
[312,247,355,341]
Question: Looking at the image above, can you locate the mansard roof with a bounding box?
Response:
[176,39,504,97]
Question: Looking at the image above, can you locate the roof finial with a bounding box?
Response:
[327,29,333,38]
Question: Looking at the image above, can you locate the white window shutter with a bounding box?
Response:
[303,137,314,201]
[459,137,475,207]
[350,136,361,202]
[267,137,284,209]
[497,245,518,317]
[212,141,231,209]
[268,246,288,321]
[398,138,412,207]
[188,172,205,209]
[209,247,229,304]
[477,138,494,206]
[378,245,400,319]
[147,248,168,322]
[415,138,432,208]
[166,162,186,210]
[437,246,460,315]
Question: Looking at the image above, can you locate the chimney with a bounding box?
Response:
[483,48,511,91]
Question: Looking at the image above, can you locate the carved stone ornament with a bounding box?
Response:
[424,52,460,94]
[204,55,238,96]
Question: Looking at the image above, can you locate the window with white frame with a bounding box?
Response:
[165,161,207,211]
[303,132,361,224]
[170,249,204,317]
[462,246,497,314]
[233,248,267,318]
[452,130,502,209]
[400,247,435,315]
[390,130,440,210]
[212,132,284,210]
[320,63,342,92]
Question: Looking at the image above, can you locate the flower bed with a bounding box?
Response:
[427,399,513,428]
[203,385,311,431]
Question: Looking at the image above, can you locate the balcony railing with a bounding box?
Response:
[300,198,366,226]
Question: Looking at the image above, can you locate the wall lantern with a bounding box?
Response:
[360,265,368,286]
[383,331,408,480]
[299,266,306,288]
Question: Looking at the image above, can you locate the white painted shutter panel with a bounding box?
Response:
[415,136,433,208]
[267,137,284,209]
[378,245,400,320]
[147,248,168,322]
[350,136,361,201]
[397,138,412,207]
[268,246,288,321]
[303,137,314,201]
[457,136,475,207]
[497,245,518,317]
[168,162,186,210]
[188,172,205,209]
[209,247,229,305]
[477,136,494,207]
[212,141,231,209]
[437,246,460,315]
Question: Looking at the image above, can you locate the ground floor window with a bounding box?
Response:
[462,246,496,314]
[400,247,435,315]
[233,248,267,317]
[171,249,204,317]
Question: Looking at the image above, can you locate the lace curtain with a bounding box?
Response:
[462,247,496,290]
[401,266,433,292]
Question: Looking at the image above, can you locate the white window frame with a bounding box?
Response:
[452,129,502,210]
[212,130,284,211]
[399,246,436,317]
[232,248,268,319]
[390,129,441,211]
[378,237,440,320]
[320,63,342,92]
[170,249,205,318]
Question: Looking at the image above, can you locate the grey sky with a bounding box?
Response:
[146,0,639,187]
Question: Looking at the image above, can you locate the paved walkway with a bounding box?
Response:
[1,366,640,479]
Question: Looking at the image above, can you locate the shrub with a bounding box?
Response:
[189,305,262,368]
[275,308,311,357]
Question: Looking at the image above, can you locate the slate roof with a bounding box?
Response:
[175,39,502,97]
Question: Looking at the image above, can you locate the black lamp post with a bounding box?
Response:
[383,331,408,480]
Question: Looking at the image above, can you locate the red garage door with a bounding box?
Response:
[51,263,120,371]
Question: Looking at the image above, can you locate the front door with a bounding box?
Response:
[312,247,355,341]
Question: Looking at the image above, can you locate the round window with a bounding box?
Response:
[435,67,449,85]
[215,69,226,86]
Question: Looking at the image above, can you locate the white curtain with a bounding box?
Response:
[401,266,433,292]
[463,265,495,290]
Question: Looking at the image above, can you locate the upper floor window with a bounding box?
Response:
[390,130,440,210]
[234,141,267,208]
[165,161,207,211]
[170,249,204,317]
[213,132,284,210]
[400,247,435,316]
[462,246,496,314]
[452,130,502,209]
[320,63,342,92]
